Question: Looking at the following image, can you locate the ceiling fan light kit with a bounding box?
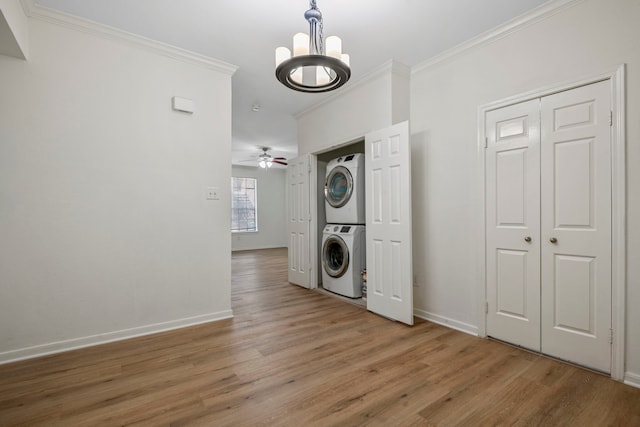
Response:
[275,0,350,93]
[258,148,287,168]
[238,148,287,168]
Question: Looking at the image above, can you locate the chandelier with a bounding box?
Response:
[275,0,350,93]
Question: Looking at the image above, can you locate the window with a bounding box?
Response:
[231,177,258,232]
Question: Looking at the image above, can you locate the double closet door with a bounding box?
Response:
[486,80,612,373]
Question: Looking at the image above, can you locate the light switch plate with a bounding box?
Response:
[206,187,220,200]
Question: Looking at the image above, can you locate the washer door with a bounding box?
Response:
[322,235,350,278]
[324,166,353,208]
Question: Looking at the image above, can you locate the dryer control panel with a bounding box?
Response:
[324,224,354,234]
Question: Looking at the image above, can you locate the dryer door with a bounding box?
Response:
[322,235,350,278]
[325,166,353,208]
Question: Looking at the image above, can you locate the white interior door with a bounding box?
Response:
[365,121,413,325]
[485,80,612,373]
[485,99,541,351]
[540,80,612,372]
[287,155,311,288]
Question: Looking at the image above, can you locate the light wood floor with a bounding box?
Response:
[1,248,639,426]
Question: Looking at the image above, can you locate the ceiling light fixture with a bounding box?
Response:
[259,149,273,168]
[258,158,272,168]
[275,0,350,93]
[256,148,287,168]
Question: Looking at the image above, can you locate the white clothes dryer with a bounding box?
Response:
[321,224,366,298]
[324,153,365,225]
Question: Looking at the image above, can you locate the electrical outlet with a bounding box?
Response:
[206,187,220,200]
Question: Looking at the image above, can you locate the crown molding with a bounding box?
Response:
[295,59,410,119]
[19,0,238,75]
[412,0,584,75]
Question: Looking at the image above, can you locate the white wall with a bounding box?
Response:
[410,0,640,383]
[0,12,235,362]
[297,60,410,155]
[0,0,29,58]
[231,165,287,251]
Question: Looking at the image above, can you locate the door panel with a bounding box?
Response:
[365,121,413,325]
[496,148,527,225]
[496,249,528,319]
[486,99,541,351]
[287,155,311,288]
[371,240,383,295]
[553,254,595,335]
[540,80,612,372]
[554,138,594,227]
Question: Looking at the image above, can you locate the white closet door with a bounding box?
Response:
[485,99,541,351]
[540,80,612,372]
[365,121,413,325]
[287,155,311,288]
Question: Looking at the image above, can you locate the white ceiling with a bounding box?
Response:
[35,0,548,166]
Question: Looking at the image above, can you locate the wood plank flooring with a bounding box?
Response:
[1,247,639,426]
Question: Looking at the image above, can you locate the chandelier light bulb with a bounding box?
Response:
[325,36,342,59]
[293,33,310,57]
[316,66,330,86]
[275,47,291,67]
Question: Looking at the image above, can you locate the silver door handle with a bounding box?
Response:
[550,237,558,243]
[524,236,532,242]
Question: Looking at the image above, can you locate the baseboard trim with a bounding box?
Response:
[232,246,287,252]
[624,372,640,389]
[414,309,478,336]
[0,310,233,365]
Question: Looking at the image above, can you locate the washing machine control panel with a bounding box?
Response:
[324,224,353,234]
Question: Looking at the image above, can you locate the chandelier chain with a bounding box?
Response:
[307,1,324,55]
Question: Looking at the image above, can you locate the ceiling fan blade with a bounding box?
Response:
[272,159,288,166]
[273,157,287,161]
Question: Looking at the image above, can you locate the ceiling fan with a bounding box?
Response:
[241,147,288,168]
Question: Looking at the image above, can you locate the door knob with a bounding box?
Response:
[524,236,532,242]
[550,237,558,243]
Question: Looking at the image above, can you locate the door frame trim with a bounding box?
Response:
[476,65,626,381]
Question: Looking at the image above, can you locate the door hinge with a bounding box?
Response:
[484,136,488,149]
[609,328,614,344]
[308,163,312,173]
[485,301,489,314]
[609,111,613,126]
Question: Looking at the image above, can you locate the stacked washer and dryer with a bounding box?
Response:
[321,153,366,298]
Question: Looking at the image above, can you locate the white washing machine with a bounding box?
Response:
[325,153,365,225]
[321,224,366,298]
